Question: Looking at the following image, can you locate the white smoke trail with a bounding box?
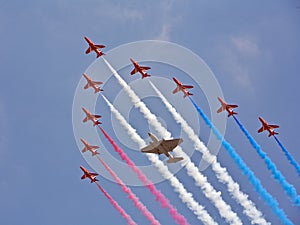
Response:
[102,94,216,225]
[103,58,242,225]
[149,81,270,225]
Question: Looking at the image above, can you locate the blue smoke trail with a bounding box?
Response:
[274,136,300,177]
[232,115,300,207]
[189,98,293,225]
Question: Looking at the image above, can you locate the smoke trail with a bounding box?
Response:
[98,126,189,225]
[149,81,269,225]
[232,116,300,207]
[103,58,242,225]
[101,95,217,225]
[95,181,137,225]
[274,136,300,177]
[189,98,293,225]
[97,156,160,225]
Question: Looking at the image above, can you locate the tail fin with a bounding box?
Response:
[167,157,184,163]
[184,92,193,98]
[96,51,104,58]
[142,73,151,79]
[94,87,103,93]
[228,111,237,117]
[92,151,100,156]
[269,131,279,137]
[93,120,102,126]
[91,178,99,183]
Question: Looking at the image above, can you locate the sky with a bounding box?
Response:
[0,1,300,224]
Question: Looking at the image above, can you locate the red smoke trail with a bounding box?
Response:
[98,126,189,225]
[97,156,160,225]
[95,181,137,225]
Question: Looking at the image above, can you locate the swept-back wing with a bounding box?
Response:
[141,145,160,154]
[161,138,183,152]
[130,68,138,75]
[90,172,99,176]
[228,104,238,109]
[85,47,92,54]
[217,106,225,113]
[172,87,180,94]
[95,44,105,49]
[183,85,193,89]
[140,66,151,70]
[258,127,265,133]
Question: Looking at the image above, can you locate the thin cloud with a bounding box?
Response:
[86,2,144,24]
[155,0,187,41]
[217,35,263,90]
[156,23,171,41]
[0,99,7,157]
[219,45,253,89]
[231,36,260,57]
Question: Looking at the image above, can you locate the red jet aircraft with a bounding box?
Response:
[80,166,99,183]
[258,117,279,137]
[217,97,238,117]
[83,74,103,93]
[80,138,100,156]
[130,58,151,79]
[84,36,105,58]
[82,107,102,126]
[172,77,193,98]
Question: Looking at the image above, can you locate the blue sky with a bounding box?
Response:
[1,1,300,224]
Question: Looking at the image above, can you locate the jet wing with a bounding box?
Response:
[183,85,193,89]
[217,106,225,113]
[172,87,180,94]
[90,172,99,176]
[140,66,151,70]
[161,138,183,152]
[228,104,238,108]
[141,145,160,154]
[269,125,279,128]
[85,47,92,54]
[130,68,138,75]
[258,127,265,133]
[95,44,105,49]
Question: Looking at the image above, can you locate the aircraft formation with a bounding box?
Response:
[77,36,299,225]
